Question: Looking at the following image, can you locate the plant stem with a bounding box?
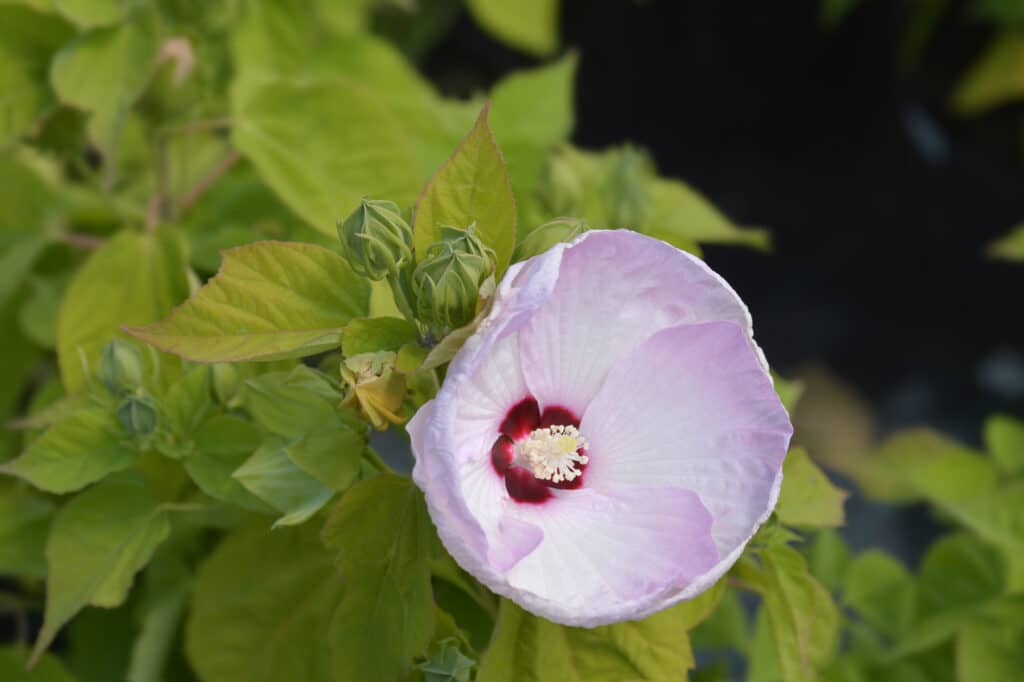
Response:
[176,149,241,217]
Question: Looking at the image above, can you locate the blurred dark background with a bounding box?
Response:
[423,0,1024,559]
[426,0,1024,443]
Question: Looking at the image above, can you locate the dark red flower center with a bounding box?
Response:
[490,397,587,504]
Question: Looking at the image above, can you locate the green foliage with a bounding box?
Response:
[321,475,436,682]
[951,32,1024,115]
[6,3,1011,680]
[414,105,517,276]
[127,242,370,362]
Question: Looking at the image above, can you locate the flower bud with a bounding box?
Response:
[212,363,242,406]
[514,217,589,260]
[605,145,653,229]
[412,224,495,332]
[341,351,406,430]
[117,395,158,436]
[538,151,583,216]
[337,198,414,280]
[98,339,144,394]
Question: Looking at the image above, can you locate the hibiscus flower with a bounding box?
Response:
[408,229,792,626]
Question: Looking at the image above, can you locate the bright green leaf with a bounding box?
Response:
[957,615,1024,682]
[233,442,334,527]
[242,366,343,438]
[984,414,1024,474]
[742,544,839,682]
[465,0,559,57]
[127,555,192,682]
[645,177,771,251]
[31,474,170,665]
[342,316,419,357]
[186,414,269,512]
[987,223,1024,262]
[234,79,420,235]
[842,550,915,639]
[285,421,365,491]
[58,228,190,394]
[414,104,517,275]
[186,524,341,682]
[2,407,135,494]
[54,0,125,27]
[322,474,435,682]
[477,597,698,681]
[0,6,73,145]
[776,447,847,528]
[127,241,368,363]
[952,33,1024,115]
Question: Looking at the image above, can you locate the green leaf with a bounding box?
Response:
[957,614,1024,682]
[2,407,135,494]
[321,474,435,682]
[489,54,577,211]
[414,104,517,276]
[234,79,420,236]
[774,372,805,414]
[886,533,1006,660]
[0,646,77,682]
[65,606,134,682]
[477,597,700,681]
[804,528,851,592]
[58,228,190,394]
[987,223,1024,262]
[645,176,771,251]
[0,6,73,145]
[126,241,368,363]
[49,15,157,153]
[852,429,990,504]
[186,414,269,512]
[31,474,170,665]
[0,483,53,577]
[465,0,559,56]
[285,421,365,491]
[0,231,47,313]
[842,550,915,639]
[342,316,419,356]
[54,0,126,27]
[160,365,212,440]
[233,442,334,527]
[983,414,1024,474]
[186,524,341,682]
[742,544,839,682]
[951,33,1024,115]
[776,447,847,528]
[127,555,192,682]
[242,366,343,438]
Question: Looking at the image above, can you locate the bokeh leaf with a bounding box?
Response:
[465,0,559,57]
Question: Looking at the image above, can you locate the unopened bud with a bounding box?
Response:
[412,224,495,332]
[538,151,583,216]
[117,395,158,436]
[605,145,653,229]
[337,198,414,280]
[98,340,144,394]
[514,217,589,260]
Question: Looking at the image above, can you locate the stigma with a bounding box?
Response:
[518,425,589,483]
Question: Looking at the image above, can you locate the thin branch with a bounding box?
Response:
[145,193,163,234]
[176,149,241,217]
[159,117,231,139]
[61,232,105,250]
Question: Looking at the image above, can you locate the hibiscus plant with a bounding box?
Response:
[2,2,1023,682]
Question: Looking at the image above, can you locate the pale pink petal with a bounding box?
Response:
[518,230,757,416]
[498,485,718,626]
[580,321,791,576]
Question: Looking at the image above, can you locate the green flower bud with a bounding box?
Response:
[412,224,495,332]
[337,198,413,280]
[98,339,144,394]
[211,363,241,405]
[340,351,406,431]
[605,145,653,229]
[117,395,158,436]
[538,151,583,216]
[514,217,589,260]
